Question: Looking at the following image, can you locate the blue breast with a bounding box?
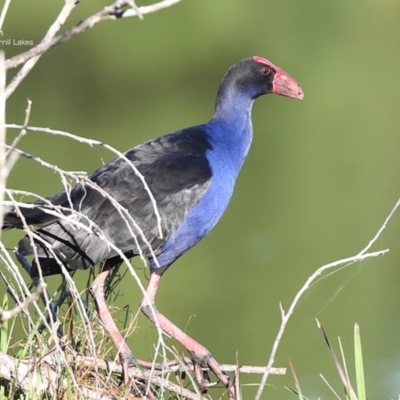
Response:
[151,112,253,271]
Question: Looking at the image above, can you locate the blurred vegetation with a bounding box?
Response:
[2,0,400,398]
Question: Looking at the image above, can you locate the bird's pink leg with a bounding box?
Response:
[89,262,136,384]
[141,272,235,399]
[89,264,179,373]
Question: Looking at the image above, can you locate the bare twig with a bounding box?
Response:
[0,350,284,400]
[254,192,400,400]
[0,282,46,323]
[5,0,185,73]
[0,268,38,330]
[5,99,31,172]
[5,124,163,242]
[0,0,11,34]
[0,352,114,399]
[356,196,400,256]
[255,250,387,400]
[6,0,78,98]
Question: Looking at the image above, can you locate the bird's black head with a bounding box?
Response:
[222,56,304,101]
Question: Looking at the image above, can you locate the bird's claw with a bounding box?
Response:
[188,354,234,397]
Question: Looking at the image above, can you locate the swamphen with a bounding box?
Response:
[3,56,304,397]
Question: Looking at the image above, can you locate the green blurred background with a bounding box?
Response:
[2,0,400,398]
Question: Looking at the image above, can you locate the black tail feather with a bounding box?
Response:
[2,204,61,230]
[30,258,74,278]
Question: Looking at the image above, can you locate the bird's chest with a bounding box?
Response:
[199,173,234,224]
[153,163,236,268]
[184,150,239,240]
[150,124,252,270]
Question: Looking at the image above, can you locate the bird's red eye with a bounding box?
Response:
[261,67,270,75]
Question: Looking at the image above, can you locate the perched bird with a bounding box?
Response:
[3,56,304,397]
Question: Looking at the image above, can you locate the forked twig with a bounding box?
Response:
[254,193,400,399]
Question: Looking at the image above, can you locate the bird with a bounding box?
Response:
[3,56,304,398]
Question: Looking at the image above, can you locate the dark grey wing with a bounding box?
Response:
[7,127,213,273]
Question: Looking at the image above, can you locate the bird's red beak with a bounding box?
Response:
[253,56,304,100]
[272,69,304,100]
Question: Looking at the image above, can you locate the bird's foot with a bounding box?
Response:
[190,352,235,399]
[120,354,157,400]
[124,354,234,398]
[119,351,137,385]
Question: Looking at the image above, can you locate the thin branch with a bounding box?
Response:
[255,194,400,399]
[5,0,185,72]
[4,99,31,172]
[357,196,400,256]
[0,268,37,330]
[6,0,78,98]
[255,250,387,400]
[0,352,114,399]
[5,124,164,242]
[0,282,46,323]
[0,349,284,400]
[0,0,11,34]
[255,241,391,400]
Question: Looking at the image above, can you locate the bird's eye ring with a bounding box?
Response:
[261,67,270,76]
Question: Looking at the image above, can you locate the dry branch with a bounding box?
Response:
[5,124,164,243]
[0,0,11,34]
[0,281,46,323]
[255,213,396,400]
[4,0,184,97]
[5,0,78,98]
[0,352,114,400]
[0,350,285,400]
[4,0,184,72]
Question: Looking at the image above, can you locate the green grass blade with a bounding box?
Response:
[0,293,9,353]
[354,323,366,400]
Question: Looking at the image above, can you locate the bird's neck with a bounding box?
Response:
[213,84,255,123]
[207,86,255,175]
